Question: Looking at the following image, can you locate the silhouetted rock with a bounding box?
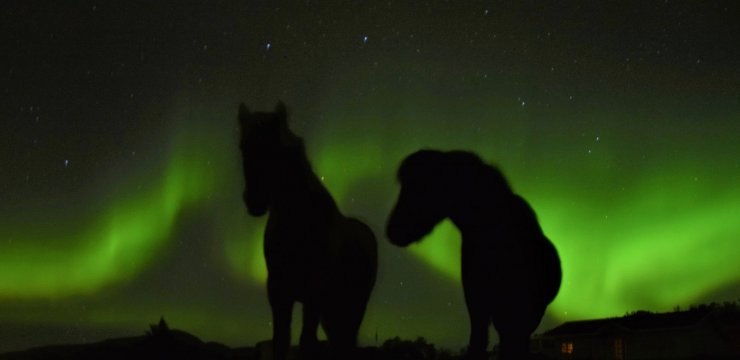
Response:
[380,336,436,360]
[387,150,562,360]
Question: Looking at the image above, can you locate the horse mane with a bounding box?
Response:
[398,149,513,196]
[276,123,339,214]
[281,132,312,175]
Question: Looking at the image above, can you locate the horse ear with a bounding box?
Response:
[239,103,250,117]
[275,101,289,132]
[275,101,286,116]
[238,103,251,128]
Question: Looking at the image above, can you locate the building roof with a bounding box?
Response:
[543,309,712,336]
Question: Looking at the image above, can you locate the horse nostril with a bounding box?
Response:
[386,222,398,241]
[386,224,408,246]
[386,227,396,242]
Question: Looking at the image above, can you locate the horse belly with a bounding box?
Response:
[462,235,561,309]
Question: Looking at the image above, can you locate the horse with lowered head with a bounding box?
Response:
[238,102,377,360]
[386,150,561,360]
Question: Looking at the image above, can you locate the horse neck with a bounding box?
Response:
[446,172,514,234]
[270,150,339,217]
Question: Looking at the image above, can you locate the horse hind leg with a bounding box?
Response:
[322,296,368,359]
[464,311,490,360]
[323,218,376,359]
[498,331,532,360]
[299,302,321,360]
[495,300,546,360]
[270,299,293,360]
[461,282,490,360]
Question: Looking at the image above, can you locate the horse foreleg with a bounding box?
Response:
[299,303,320,360]
[466,315,490,360]
[269,293,294,360]
[463,295,490,360]
[499,332,531,360]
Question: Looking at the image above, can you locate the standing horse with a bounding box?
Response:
[238,102,377,360]
[386,150,561,360]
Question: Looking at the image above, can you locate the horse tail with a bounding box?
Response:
[343,217,378,295]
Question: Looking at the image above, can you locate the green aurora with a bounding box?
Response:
[2,96,738,348]
[0,125,216,298]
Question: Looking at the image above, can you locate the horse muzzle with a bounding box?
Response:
[386,223,416,247]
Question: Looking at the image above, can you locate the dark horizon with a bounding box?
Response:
[2,1,739,354]
[3,301,739,359]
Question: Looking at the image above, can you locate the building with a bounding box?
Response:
[532,306,740,359]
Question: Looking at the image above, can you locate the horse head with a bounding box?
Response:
[387,150,510,246]
[386,150,450,246]
[238,101,294,216]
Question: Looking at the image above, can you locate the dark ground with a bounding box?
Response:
[0,318,469,360]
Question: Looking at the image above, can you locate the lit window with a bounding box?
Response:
[614,338,624,360]
[561,341,574,355]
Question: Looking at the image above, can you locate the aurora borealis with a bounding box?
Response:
[2,1,739,353]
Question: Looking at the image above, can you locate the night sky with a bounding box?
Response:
[2,1,739,353]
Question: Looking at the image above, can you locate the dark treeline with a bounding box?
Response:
[625,299,740,317]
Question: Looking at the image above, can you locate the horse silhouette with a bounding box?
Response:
[386,150,561,360]
[238,102,377,360]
